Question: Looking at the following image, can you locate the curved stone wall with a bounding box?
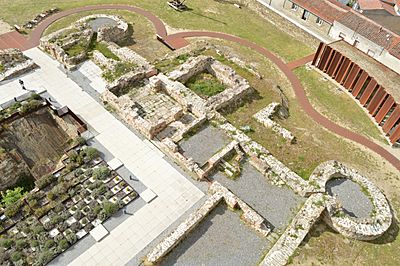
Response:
[309,160,392,240]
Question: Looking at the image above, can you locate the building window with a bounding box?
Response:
[354,40,360,47]
[291,3,298,11]
[302,10,310,20]
[339,32,346,39]
[316,17,323,26]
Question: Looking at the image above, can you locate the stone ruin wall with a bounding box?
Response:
[75,14,130,44]
[261,193,326,266]
[153,74,207,117]
[253,102,295,143]
[0,48,38,81]
[145,181,271,265]
[309,161,392,240]
[40,26,93,69]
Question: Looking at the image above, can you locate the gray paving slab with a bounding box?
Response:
[179,125,230,166]
[326,178,373,218]
[160,203,269,266]
[211,162,304,230]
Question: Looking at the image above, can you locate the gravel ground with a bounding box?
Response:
[179,125,230,166]
[211,162,304,230]
[326,178,373,218]
[161,203,268,266]
[88,17,118,32]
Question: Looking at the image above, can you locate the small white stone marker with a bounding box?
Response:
[107,158,124,170]
[140,188,157,203]
[90,224,109,242]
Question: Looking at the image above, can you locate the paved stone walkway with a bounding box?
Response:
[17,48,204,266]
[1,4,398,170]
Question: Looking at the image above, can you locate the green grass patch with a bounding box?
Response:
[93,42,120,60]
[102,61,137,82]
[186,72,226,98]
[64,43,86,57]
[0,64,4,72]
[294,67,386,144]
[5,0,313,62]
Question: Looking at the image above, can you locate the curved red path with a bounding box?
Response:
[12,5,400,171]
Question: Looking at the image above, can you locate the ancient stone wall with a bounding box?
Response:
[309,161,393,240]
[0,49,38,81]
[145,181,271,265]
[261,193,326,266]
[253,102,295,143]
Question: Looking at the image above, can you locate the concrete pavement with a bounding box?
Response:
[6,47,204,265]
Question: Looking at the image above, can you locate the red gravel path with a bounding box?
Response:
[286,53,315,70]
[1,5,398,171]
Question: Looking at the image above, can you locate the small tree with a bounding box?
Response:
[15,239,28,250]
[93,166,110,180]
[102,201,118,218]
[1,187,25,207]
[83,147,99,161]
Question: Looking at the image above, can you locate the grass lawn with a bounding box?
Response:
[91,41,120,60]
[44,10,169,61]
[0,0,313,62]
[64,43,86,57]
[186,72,226,98]
[295,66,387,144]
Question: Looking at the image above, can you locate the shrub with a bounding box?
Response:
[35,174,53,189]
[37,250,54,265]
[44,239,55,249]
[93,205,102,215]
[70,222,80,232]
[92,166,110,180]
[20,99,42,114]
[65,231,77,244]
[1,187,25,207]
[73,210,83,220]
[30,240,39,248]
[15,239,28,250]
[32,225,44,234]
[74,136,87,146]
[84,222,94,232]
[0,238,14,249]
[83,147,99,161]
[29,93,41,101]
[50,215,63,225]
[58,239,69,250]
[4,200,23,218]
[102,201,118,218]
[10,251,22,262]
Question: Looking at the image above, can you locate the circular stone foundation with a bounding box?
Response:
[88,17,118,32]
[326,178,373,218]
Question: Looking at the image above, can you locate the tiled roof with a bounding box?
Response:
[389,40,400,58]
[290,0,349,23]
[337,11,398,48]
[358,0,383,10]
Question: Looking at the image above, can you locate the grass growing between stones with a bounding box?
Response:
[186,72,226,98]
[102,61,137,82]
[294,66,387,144]
[90,41,120,61]
[64,43,86,57]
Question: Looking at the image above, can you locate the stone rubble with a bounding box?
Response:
[0,49,38,81]
[253,102,295,143]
